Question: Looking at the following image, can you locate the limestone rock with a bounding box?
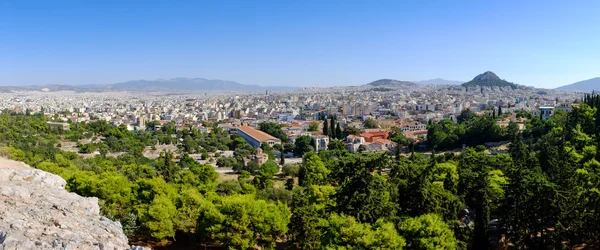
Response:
[0,158,130,249]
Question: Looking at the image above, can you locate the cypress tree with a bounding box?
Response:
[322,119,329,137]
[335,122,343,139]
[329,117,335,138]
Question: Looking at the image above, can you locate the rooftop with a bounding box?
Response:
[238,126,281,142]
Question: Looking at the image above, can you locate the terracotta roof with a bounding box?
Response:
[374,138,393,144]
[238,126,281,142]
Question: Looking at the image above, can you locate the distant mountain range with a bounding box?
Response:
[555,77,600,92]
[416,78,463,85]
[109,78,296,92]
[0,78,297,93]
[366,79,416,87]
[462,71,516,88]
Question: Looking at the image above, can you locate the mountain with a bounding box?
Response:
[416,78,463,85]
[110,78,296,92]
[0,78,297,93]
[555,77,600,92]
[462,71,516,88]
[366,79,416,87]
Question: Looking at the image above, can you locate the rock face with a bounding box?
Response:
[0,158,130,249]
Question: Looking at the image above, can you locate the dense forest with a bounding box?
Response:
[0,94,599,249]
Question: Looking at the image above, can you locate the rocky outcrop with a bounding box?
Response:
[0,158,130,249]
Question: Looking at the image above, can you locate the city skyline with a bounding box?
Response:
[2,0,599,88]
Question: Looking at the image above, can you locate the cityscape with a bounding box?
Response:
[2,1,600,250]
[0,71,587,159]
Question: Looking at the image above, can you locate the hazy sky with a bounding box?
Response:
[2,0,599,88]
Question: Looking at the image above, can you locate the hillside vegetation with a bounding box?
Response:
[0,95,599,249]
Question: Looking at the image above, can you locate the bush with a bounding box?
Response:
[282,164,300,177]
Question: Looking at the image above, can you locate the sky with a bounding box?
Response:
[1,0,599,88]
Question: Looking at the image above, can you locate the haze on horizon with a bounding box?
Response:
[2,0,599,89]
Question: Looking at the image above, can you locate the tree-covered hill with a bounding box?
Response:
[462,71,516,88]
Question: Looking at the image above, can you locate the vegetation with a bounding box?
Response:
[363,117,379,129]
[1,94,599,249]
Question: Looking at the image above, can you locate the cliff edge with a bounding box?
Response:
[0,158,130,249]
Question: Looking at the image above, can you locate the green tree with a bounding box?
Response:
[336,165,396,223]
[279,150,285,165]
[198,195,290,249]
[259,122,288,141]
[458,109,476,124]
[294,135,314,157]
[363,118,379,129]
[335,122,343,139]
[299,153,330,186]
[137,195,178,240]
[398,214,457,250]
[327,139,347,151]
[330,117,336,138]
[321,213,406,249]
[282,163,300,177]
[344,126,362,137]
[308,121,319,132]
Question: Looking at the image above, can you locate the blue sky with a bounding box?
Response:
[1,0,599,88]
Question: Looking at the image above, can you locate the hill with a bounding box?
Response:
[555,77,600,92]
[417,78,463,85]
[366,79,416,87]
[462,71,516,88]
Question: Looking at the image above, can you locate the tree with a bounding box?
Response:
[363,118,379,129]
[501,168,560,248]
[344,126,362,137]
[137,195,178,240]
[294,135,313,157]
[321,213,406,249]
[308,121,319,132]
[244,161,260,173]
[327,139,347,151]
[288,187,327,249]
[216,156,237,169]
[197,195,290,249]
[457,109,476,124]
[254,161,279,189]
[323,119,330,137]
[260,161,279,176]
[398,214,458,250]
[335,122,343,139]
[299,153,330,186]
[279,150,285,165]
[258,122,288,141]
[155,150,180,183]
[330,117,336,138]
[282,164,300,177]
